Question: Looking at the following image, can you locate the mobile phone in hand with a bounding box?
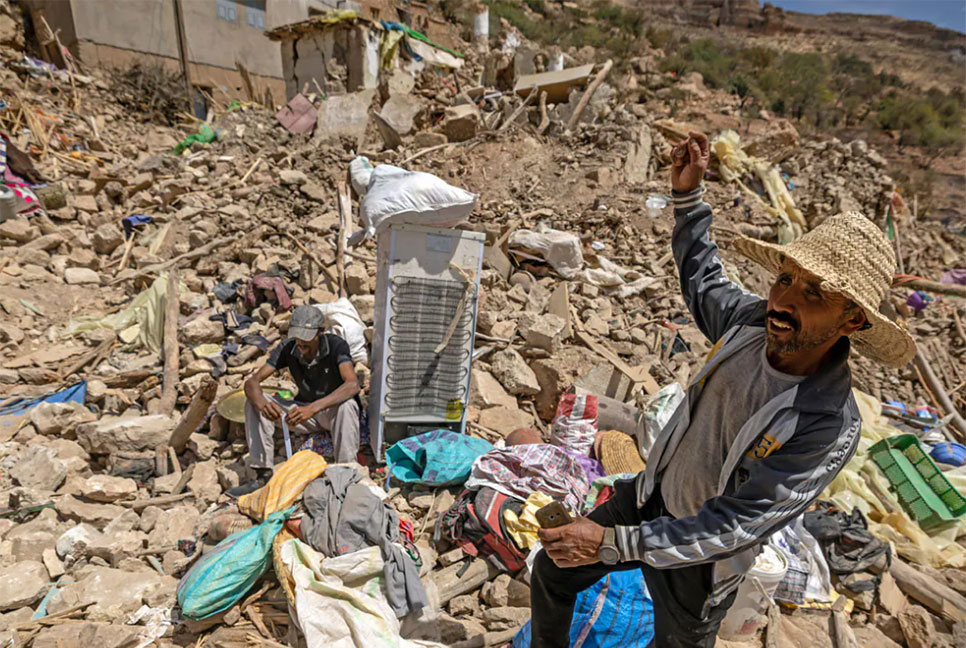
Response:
[536,501,573,529]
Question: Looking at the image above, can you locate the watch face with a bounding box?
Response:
[599,546,620,565]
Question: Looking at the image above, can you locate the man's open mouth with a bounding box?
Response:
[767,315,798,333]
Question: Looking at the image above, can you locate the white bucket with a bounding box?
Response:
[718,544,788,640]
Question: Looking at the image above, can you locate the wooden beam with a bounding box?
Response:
[159,270,180,416]
[172,0,193,107]
[429,559,500,605]
[891,558,966,623]
[913,349,966,441]
[565,59,613,132]
[168,374,218,453]
[895,277,966,299]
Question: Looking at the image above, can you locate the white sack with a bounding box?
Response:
[281,540,445,648]
[313,298,369,366]
[360,165,477,239]
[509,228,584,278]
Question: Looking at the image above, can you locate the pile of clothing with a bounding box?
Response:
[176,451,437,648]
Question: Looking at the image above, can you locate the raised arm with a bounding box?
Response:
[670,132,763,342]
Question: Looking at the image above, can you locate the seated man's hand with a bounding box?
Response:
[538,516,605,568]
[286,403,317,427]
[257,397,285,421]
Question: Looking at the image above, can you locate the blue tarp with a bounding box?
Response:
[512,570,654,648]
[0,381,87,436]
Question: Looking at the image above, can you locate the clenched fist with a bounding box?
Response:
[670,131,710,193]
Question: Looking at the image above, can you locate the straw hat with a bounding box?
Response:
[596,430,646,476]
[732,211,916,367]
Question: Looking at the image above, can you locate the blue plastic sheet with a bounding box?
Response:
[385,429,492,487]
[512,570,654,648]
[0,381,87,436]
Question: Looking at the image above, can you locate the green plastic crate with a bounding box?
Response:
[869,434,966,531]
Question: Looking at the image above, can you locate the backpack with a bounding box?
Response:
[435,487,527,572]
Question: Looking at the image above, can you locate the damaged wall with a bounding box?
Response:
[279,23,379,100]
[22,0,288,102]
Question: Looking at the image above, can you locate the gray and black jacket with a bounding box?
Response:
[614,187,862,606]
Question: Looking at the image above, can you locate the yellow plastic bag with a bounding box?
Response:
[239,450,327,522]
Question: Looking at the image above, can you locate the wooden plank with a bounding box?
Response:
[514,64,594,103]
[159,270,180,416]
[124,492,194,512]
[566,60,613,132]
[891,558,966,623]
[575,330,659,395]
[168,374,218,453]
[429,559,500,605]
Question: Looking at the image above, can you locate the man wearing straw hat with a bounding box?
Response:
[529,132,916,647]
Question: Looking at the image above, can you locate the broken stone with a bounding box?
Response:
[279,169,308,186]
[585,166,617,189]
[29,401,96,435]
[481,606,530,631]
[345,263,370,295]
[414,131,448,147]
[64,267,101,284]
[181,317,226,344]
[55,496,126,529]
[448,594,480,617]
[442,104,481,143]
[76,414,176,454]
[80,475,137,502]
[31,622,142,648]
[187,432,219,460]
[187,459,222,506]
[489,349,540,395]
[439,547,465,567]
[470,368,518,409]
[350,294,375,325]
[10,446,67,492]
[147,505,200,549]
[92,223,124,255]
[478,405,534,437]
[53,567,166,620]
[42,548,65,579]
[624,125,653,184]
[525,313,567,352]
[85,529,146,566]
[0,561,48,611]
[0,218,39,243]
[482,574,512,607]
[530,347,598,419]
[898,605,934,648]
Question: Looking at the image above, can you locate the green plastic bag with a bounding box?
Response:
[174,123,217,155]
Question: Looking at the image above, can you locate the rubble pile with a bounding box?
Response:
[783,137,893,228]
[0,2,965,648]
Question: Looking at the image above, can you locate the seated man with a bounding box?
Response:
[229,305,360,497]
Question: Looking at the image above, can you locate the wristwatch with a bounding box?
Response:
[598,527,620,565]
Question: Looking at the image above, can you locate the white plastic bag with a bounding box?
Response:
[313,298,369,366]
[636,382,685,457]
[509,228,584,278]
[349,156,373,197]
[359,165,477,239]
